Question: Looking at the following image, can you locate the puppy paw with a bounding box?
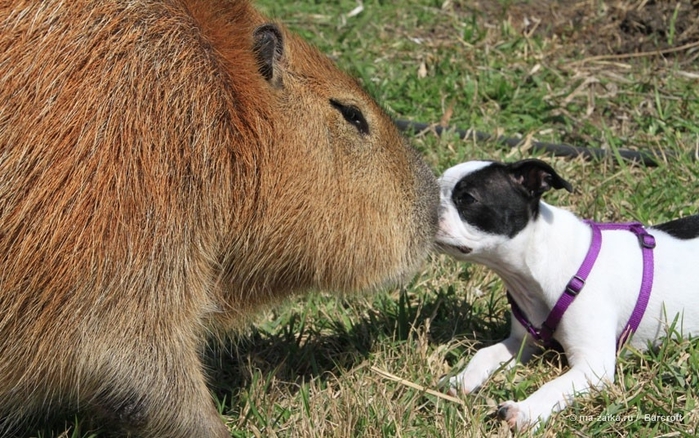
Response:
[438,374,471,397]
[442,369,488,395]
[497,401,520,428]
[497,401,534,430]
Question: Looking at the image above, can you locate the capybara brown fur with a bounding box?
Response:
[0,0,438,436]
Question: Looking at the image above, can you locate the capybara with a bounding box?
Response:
[0,1,439,436]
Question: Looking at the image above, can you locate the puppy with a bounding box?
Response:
[437,159,699,429]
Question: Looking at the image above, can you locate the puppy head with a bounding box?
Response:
[437,159,572,260]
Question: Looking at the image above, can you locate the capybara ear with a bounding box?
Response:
[252,23,284,86]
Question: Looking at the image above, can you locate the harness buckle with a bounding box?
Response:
[540,322,555,338]
[630,224,656,249]
[639,232,656,249]
[566,275,585,296]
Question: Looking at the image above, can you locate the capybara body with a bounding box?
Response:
[0,1,438,436]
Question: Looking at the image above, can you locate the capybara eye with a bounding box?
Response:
[330,99,369,135]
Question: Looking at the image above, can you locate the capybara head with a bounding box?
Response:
[224,22,439,303]
[0,0,437,436]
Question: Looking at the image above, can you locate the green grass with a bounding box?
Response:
[32,0,699,437]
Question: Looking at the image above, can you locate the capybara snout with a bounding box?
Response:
[0,0,437,436]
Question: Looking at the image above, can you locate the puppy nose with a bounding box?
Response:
[437,215,451,237]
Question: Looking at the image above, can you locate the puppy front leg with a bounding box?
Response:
[498,342,617,430]
[449,316,539,394]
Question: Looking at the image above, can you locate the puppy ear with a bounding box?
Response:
[509,159,573,198]
[253,23,284,87]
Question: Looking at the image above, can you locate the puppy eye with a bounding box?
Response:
[456,193,477,207]
[330,99,369,135]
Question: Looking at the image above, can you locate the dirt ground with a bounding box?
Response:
[466,0,699,63]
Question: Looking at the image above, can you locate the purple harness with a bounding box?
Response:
[508,220,656,350]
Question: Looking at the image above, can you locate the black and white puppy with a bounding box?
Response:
[437,159,699,429]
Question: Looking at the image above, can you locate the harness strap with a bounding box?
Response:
[508,221,655,350]
[617,223,655,347]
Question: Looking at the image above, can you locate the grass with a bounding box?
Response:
[32,0,699,437]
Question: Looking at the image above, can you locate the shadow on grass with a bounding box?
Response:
[206,281,515,411]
